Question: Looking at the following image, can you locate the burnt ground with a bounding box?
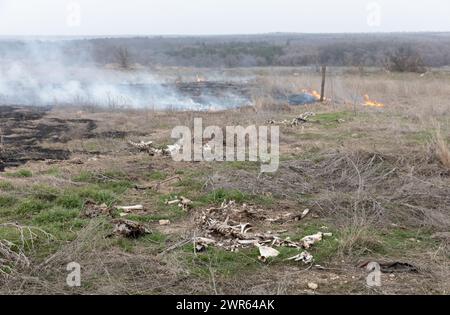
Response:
[173,81,253,102]
[0,106,97,170]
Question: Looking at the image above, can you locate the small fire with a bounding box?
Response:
[311,90,321,100]
[363,94,384,108]
[196,75,206,83]
[302,89,322,101]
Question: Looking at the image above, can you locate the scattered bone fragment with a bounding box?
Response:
[164,143,181,156]
[287,251,314,264]
[257,245,280,262]
[159,219,171,226]
[179,196,193,210]
[128,140,153,151]
[165,199,180,205]
[301,208,310,219]
[116,205,144,213]
[128,139,182,157]
[194,237,217,252]
[112,219,150,238]
[81,201,111,218]
[307,282,318,290]
[267,112,315,127]
[301,232,325,249]
[265,209,310,223]
[291,112,316,126]
[164,196,192,210]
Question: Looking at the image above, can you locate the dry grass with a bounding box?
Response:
[0,223,54,279]
[433,128,450,170]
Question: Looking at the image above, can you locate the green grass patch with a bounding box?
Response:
[0,181,14,191]
[334,226,437,258]
[379,227,437,254]
[73,171,96,183]
[72,170,132,195]
[73,170,130,183]
[114,231,168,253]
[146,231,167,244]
[33,216,87,243]
[0,195,17,209]
[40,166,61,176]
[182,245,261,278]
[314,111,353,127]
[115,237,135,252]
[288,222,340,264]
[82,141,101,153]
[17,198,49,215]
[175,177,204,198]
[99,180,133,194]
[147,171,168,181]
[77,186,118,205]
[5,169,33,178]
[33,207,80,224]
[56,193,84,209]
[32,185,60,202]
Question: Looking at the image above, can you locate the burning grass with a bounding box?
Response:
[363,95,385,108]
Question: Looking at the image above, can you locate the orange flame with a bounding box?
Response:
[302,89,323,101]
[363,95,384,108]
[311,90,321,100]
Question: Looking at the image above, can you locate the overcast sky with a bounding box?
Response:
[0,0,449,36]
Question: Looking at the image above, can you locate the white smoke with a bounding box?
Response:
[0,40,250,110]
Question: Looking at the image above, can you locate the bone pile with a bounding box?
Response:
[194,200,331,263]
[127,140,180,156]
[267,112,316,127]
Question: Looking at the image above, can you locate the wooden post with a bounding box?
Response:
[320,65,326,102]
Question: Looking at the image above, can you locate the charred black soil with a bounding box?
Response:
[0,105,98,170]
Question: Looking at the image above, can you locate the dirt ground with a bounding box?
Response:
[0,70,449,295]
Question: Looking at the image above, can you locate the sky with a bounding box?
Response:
[0,0,449,36]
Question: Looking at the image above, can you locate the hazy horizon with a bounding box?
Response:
[0,0,449,36]
[1,31,450,40]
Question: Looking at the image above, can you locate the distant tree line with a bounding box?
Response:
[1,33,450,72]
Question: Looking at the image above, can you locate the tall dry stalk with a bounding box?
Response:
[433,127,450,170]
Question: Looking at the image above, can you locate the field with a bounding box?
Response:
[0,68,449,294]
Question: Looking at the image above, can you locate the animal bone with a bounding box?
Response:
[112,219,150,238]
[116,205,144,212]
[287,251,314,264]
[257,245,280,262]
[128,140,153,151]
[301,232,324,249]
[179,196,193,210]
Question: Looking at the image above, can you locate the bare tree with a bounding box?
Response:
[385,46,426,73]
[115,47,132,70]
